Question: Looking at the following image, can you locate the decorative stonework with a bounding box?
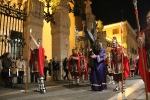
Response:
[51,0,70,80]
[24,0,44,19]
[85,0,92,14]
[84,0,95,30]
[51,0,68,9]
[51,0,70,35]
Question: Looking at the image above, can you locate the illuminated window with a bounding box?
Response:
[112,28,119,34]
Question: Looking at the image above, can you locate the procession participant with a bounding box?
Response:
[16,55,26,84]
[52,56,60,81]
[63,57,69,80]
[137,11,150,92]
[68,49,80,85]
[90,39,107,91]
[79,50,88,83]
[105,52,115,84]
[111,37,129,92]
[30,34,46,94]
[129,54,136,77]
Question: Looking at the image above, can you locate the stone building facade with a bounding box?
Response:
[103,21,138,58]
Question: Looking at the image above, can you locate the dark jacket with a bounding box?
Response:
[63,60,68,70]
[2,57,12,72]
[52,61,60,71]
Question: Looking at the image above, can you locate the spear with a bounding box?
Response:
[133,0,148,99]
[120,22,124,93]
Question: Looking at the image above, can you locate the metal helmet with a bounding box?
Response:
[37,39,42,46]
[112,37,118,48]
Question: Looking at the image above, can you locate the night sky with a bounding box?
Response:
[91,0,150,31]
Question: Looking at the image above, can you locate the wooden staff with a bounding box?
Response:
[25,35,31,93]
[133,0,148,99]
[120,22,124,93]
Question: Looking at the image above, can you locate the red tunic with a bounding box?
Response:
[38,46,45,77]
[138,28,150,92]
[68,53,81,76]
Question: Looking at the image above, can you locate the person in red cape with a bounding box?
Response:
[105,52,115,85]
[68,49,80,85]
[78,50,88,83]
[137,11,150,92]
[30,34,46,94]
[111,37,129,92]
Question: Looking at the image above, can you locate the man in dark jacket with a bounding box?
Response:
[2,52,12,86]
[63,58,69,80]
[48,59,52,76]
[52,57,60,81]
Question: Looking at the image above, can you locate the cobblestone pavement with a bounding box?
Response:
[0,75,148,100]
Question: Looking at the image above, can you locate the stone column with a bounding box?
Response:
[23,0,44,83]
[51,0,70,80]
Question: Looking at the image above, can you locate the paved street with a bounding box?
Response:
[0,76,149,100]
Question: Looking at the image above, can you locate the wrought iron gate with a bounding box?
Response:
[0,0,26,59]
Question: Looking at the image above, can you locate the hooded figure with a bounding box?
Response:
[90,39,107,91]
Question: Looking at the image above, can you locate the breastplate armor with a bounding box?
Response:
[145,28,150,49]
[80,57,85,72]
[112,48,122,73]
[112,48,122,62]
[80,57,84,66]
[70,58,77,66]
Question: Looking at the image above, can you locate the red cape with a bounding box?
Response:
[68,53,81,76]
[38,46,45,77]
[138,28,150,92]
[120,47,130,79]
[123,57,130,79]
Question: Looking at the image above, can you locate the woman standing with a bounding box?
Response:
[2,52,12,86]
